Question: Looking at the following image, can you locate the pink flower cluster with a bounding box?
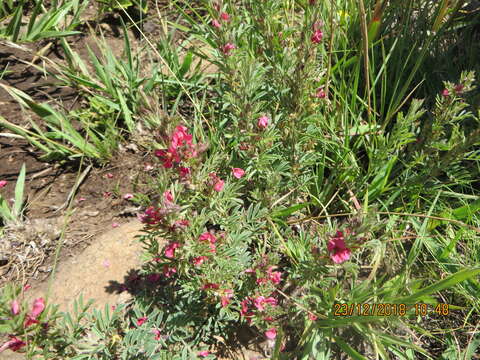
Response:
[212,11,230,28]
[199,231,218,253]
[240,294,278,324]
[246,264,283,286]
[155,126,203,176]
[311,21,323,44]
[327,231,351,264]
[1,297,46,353]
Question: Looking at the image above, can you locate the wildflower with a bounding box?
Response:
[267,266,282,285]
[77,197,86,202]
[232,167,245,179]
[221,289,234,307]
[152,329,161,340]
[179,166,191,178]
[102,259,111,268]
[442,89,449,97]
[202,283,220,290]
[105,173,114,179]
[222,43,236,55]
[256,277,268,285]
[311,29,323,43]
[11,300,20,316]
[214,179,225,192]
[164,242,180,258]
[212,19,221,28]
[257,115,269,129]
[192,256,208,266]
[220,12,230,21]
[31,298,45,318]
[112,222,120,228]
[163,190,174,203]
[454,84,464,94]
[309,0,316,4]
[123,193,134,200]
[327,231,351,264]
[138,206,162,225]
[171,125,193,149]
[154,148,180,168]
[23,284,31,291]
[199,232,217,244]
[308,313,318,321]
[172,219,189,230]
[314,87,326,99]
[137,317,148,326]
[0,336,26,353]
[162,265,177,278]
[254,296,266,311]
[103,191,112,198]
[265,328,277,340]
[198,351,210,358]
[0,180,7,188]
[24,315,39,327]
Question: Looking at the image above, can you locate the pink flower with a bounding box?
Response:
[214,179,225,192]
[314,87,326,99]
[308,313,318,321]
[152,328,161,340]
[0,336,26,353]
[123,193,134,200]
[220,12,230,21]
[172,219,189,230]
[11,300,20,316]
[171,125,193,149]
[192,256,208,266]
[212,19,221,28]
[162,265,177,278]
[179,167,190,178]
[327,231,351,264]
[257,115,269,129]
[198,351,210,358]
[163,190,174,203]
[31,298,45,318]
[442,89,450,97]
[222,43,236,55]
[199,232,217,244]
[267,266,282,285]
[221,289,234,307]
[102,259,111,268]
[138,206,162,225]
[103,191,112,198]
[311,29,323,43]
[265,328,277,339]
[202,283,220,290]
[112,222,119,228]
[232,167,245,179]
[23,284,31,291]
[254,296,266,311]
[77,197,86,202]
[164,242,180,258]
[105,173,114,179]
[0,180,7,188]
[24,315,39,327]
[137,317,148,326]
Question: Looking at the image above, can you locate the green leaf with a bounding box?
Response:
[271,202,310,218]
[394,267,480,304]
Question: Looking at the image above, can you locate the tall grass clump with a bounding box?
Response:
[0,0,479,359]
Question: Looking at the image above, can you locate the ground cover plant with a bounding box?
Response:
[0,0,480,359]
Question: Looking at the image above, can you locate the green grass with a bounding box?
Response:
[0,0,479,358]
